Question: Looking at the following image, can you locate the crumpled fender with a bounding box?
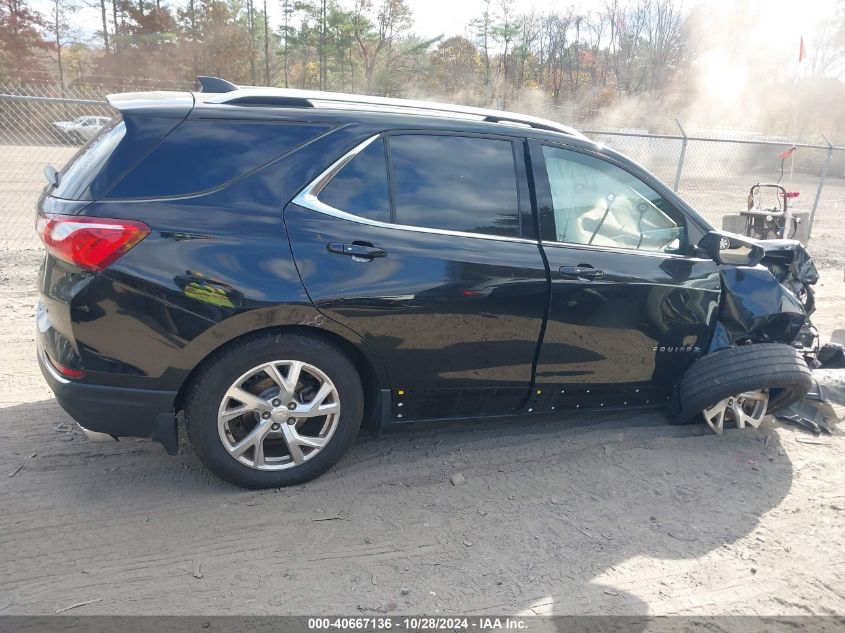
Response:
[759,239,819,286]
[708,265,807,352]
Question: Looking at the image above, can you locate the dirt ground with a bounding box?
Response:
[0,244,843,617]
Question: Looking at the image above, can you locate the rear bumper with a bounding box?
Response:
[38,345,178,451]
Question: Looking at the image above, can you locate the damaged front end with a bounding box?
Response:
[702,235,844,434]
[758,239,820,359]
[708,237,820,364]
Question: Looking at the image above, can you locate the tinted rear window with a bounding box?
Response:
[388,135,520,237]
[318,139,390,222]
[107,120,330,199]
[53,118,125,201]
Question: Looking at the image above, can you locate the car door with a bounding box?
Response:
[286,132,549,421]
[526,141,721,411]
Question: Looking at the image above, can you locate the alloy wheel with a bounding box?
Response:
[217,360,341,470]
[701,388,769,434]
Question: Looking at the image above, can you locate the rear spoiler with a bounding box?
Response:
[106,91,195,119]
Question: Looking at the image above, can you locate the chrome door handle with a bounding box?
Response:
[327,242,387,259]
[559,265,605,280]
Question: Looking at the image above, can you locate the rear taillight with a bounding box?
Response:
[47,355,86,380]
[36,211,150,272]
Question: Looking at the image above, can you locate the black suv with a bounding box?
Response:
[36,77,817,488]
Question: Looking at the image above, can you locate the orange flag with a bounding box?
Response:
[799,36,807,63]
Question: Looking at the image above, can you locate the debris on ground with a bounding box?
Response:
[817,343,845,369]
[193,558,203,579]
[449,472,466,486]
[7,452,35,478]
[55,598,103,613]
[775,369,845,435]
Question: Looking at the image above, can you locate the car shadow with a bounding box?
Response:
[343,411,793,615]
[0,398,793,616]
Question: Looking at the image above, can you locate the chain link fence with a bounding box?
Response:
[586,129,845,267]
[1,85,843,266]
[1,85,114,251]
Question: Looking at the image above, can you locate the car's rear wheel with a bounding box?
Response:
[185,333,363,489]
[673,343,812,432]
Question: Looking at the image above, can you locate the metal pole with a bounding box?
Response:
[673,118,687,193]
[807,133,833,243]
[0,93,108,106]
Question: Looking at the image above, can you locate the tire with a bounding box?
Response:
[672,343,812,426]
[185,333,363,489]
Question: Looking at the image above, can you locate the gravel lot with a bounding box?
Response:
[1,243,843,616]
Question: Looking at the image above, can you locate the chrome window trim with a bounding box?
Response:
[291,133,537,245]
[540,240,713,262]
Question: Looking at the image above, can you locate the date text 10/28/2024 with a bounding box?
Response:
[308,617,529,630]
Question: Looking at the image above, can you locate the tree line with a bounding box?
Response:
[1,0,696,101]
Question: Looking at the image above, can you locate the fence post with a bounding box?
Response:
[807,133,833,243]
[673,118,687,193]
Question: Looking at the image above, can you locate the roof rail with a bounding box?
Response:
[197,76,238,93]
[483,114,558,133]
[199,80,586,139]
[223,95,313,108]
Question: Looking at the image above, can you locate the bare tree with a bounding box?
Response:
[644,0,685,93]
[263,0,270,83]
[245,0,257,83]
[810,0,845,77]
[319,0,326,89]
[492,0,519,104]
[99,0,110,52]
[470,0,494,89]
[352,0,412,93]
[278,0,294,87]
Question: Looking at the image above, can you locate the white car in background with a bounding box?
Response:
[50,115,111,144]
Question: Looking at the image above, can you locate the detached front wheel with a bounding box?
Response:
[675,343,812,433]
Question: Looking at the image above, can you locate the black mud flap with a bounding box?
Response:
[151,411,179,455]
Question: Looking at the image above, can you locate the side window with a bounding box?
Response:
[108,121,331,199]
[542,146,684,253]
[54,119,126,201]
[388,134,520,238]
[318,139,390,222]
